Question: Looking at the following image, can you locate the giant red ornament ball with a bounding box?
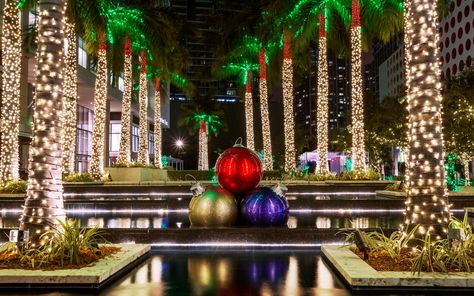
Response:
[216,144,262,194]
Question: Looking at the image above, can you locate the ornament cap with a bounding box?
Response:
[233,137,245,148]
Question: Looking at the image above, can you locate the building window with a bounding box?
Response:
[149,132,155,156]
[109,123,121,153]
[118,73,124,92]
[76,105,93,173]
[78,38,88,68]
[132,124,139,153]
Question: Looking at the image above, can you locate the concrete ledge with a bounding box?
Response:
[376,190,474,199]
[0,244,150,289]
[322,245,474,289]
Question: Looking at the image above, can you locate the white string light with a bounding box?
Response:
[154,78,163,168]
[90,35,108,179]
[350,0,366,172]
[0,0,22,182]
[404,0,450,237]
[259,49,273,170]
[245,70,255,151]
[282,34,296,172]
[317,11,329,174]
[117,37,133,164]
[137,54,149,164]
[198,120,209,170]
[19,0,67,246]
[61,19,77,174]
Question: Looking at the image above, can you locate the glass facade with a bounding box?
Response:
[78,37,88,68]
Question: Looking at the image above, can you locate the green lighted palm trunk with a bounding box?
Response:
[20,0,67,247]
[404,0,450,237]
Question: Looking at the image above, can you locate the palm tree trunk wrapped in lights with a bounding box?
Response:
[282,34,296,172]
[19,0,67,247]
[117,37,133,164]
[90,34,108,179]
[61,19,78,174]
[317,10,329,174]
[0,0,22,182]
[350,0,366,172]
[154,78,163,168]
[137,53,149,164]
[198,120,209,170]
[245,70,255,151]
[404,0,450,237]
[259,49,273,170]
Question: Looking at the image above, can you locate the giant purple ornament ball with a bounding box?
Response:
[240,187,289,226]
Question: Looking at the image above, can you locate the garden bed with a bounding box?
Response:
[0,244,150,289]
[322,245,474,289]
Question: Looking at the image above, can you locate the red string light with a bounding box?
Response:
[352,0,361,28]
[283,34,291,60]
[124,36,131,56]
[259,49,266,80]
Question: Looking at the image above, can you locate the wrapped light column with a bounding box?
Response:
[19,0,67,246]
[61,19,78,174]
[198,120,209,170]
[259,49,273,170]
[245,70,255,151]
[317,10,329,174]
[0,0,22,182]
[117,37,133,164]
[282,34,296,172]
[154,78,163,168]
[90,34,108,179]
[404,0,450,237]
[350,0,366,171]
[137,54,149,164]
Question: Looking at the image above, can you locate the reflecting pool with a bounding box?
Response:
[102,250,350,296]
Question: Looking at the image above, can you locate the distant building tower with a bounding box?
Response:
[439,0,474,79]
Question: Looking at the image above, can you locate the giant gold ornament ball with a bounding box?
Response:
[189,186,237,227]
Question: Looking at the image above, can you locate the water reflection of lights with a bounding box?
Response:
[317,257,334,289]
[284,256,300,295]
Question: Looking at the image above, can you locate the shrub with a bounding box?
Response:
[64,172,96,183]
[111,161,156,169]
[262,170,282,180]
[0,180,27,193]
[167,170,214,181]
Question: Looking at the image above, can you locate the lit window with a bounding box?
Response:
[109,123,121,152]
[118,73,124,92]
[78,38,88,68]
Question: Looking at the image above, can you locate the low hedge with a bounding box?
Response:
[167,170,215,181]
[0,180,27,194]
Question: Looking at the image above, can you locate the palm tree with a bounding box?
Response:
[137,53,149,164]
[61,17,78,174]
[89,33,108,179]
[186,113,223,170]
[258,48,274,170]
[179,97,224,170]
[19,0,67,247]
[282,32,296,172]
[154,77,163,168]
[404,0,449,237]
[317,8,329,174]
[116,36,133,164]
[0,0,22,182]
[214,57,259,151]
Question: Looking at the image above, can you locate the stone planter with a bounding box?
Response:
[106,167,168,182]
[322,245,474,290]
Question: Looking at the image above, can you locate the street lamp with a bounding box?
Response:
[176,139,184,148]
